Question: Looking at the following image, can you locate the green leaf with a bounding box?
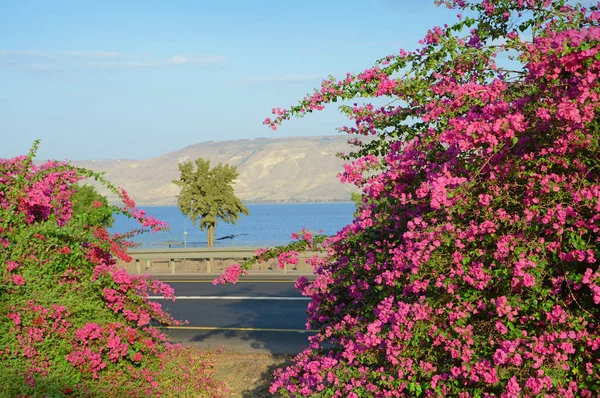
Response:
[173,158,249,247]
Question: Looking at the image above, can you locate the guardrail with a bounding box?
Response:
[127,247,323,274]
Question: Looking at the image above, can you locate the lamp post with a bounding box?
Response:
[183,216,188,248]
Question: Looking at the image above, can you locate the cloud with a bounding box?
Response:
[248,74,322,84]
[0,50,226,71]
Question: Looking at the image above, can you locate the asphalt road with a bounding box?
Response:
[151,276,316,354]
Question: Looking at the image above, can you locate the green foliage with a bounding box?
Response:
[70,183,114,227]
[257,1,600,396]
[350,192,362,208]
[172,158,249,247]
[0,142,227,396]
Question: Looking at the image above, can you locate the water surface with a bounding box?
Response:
[109,202,355,248]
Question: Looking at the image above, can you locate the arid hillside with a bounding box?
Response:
[71,136,359,205]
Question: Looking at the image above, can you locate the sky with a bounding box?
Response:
[0,0,592,160]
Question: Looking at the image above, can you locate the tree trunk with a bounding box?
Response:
[207,225,215,248]
[207,224,215,273]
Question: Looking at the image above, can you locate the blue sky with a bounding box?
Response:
[0,0,579,160]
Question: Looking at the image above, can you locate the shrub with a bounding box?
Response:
[220,0,600,396]
[0,141,227,397]
[70,183,115,228]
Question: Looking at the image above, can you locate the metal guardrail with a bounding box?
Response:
[127,247,323,274]
[128,246,260,260]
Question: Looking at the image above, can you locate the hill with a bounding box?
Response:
[71,136,359,205]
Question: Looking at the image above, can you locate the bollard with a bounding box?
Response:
[169,258,176,274]
[136,259,141,274]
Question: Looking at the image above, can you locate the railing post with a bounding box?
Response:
[126,247,313,275]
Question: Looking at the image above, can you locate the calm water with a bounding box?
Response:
[109,202,355,248]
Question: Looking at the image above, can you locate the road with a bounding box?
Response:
[151,276,316,354]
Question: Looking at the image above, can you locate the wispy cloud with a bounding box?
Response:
[247,74,322,84]
[0,50,226,71]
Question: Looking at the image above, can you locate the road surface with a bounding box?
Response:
[151,276,316,354]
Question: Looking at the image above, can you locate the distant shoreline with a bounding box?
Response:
[118,200,355,207]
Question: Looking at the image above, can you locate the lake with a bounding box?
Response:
[109,202,356,248]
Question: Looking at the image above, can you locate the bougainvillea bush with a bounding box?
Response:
[0,141,226,397]
[217,0,600,396]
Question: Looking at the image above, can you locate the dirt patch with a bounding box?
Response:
[208,350,293,397]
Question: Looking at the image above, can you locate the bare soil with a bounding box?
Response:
[208,350,293,397]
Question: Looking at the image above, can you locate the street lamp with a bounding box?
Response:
[183,216,188,248]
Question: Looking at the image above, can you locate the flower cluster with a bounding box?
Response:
[213,264,248,285]
[0,142,225,396]
[260,1,600,396]
[214,228,328,285]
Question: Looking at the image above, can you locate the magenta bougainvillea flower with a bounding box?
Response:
[0,141,226,396]
[216,1,600,396]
